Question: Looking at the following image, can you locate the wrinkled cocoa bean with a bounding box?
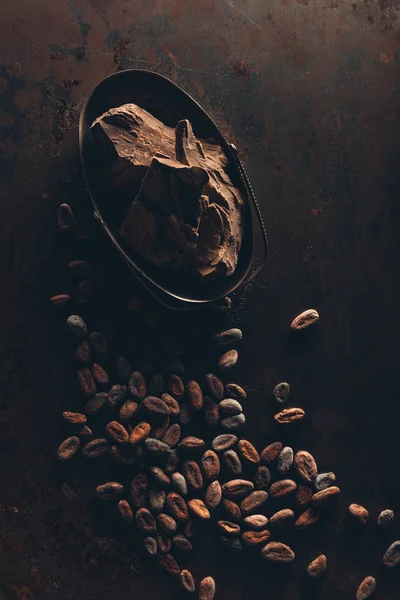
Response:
[136,507,157,534]
[179,570,195,593]
[222,479,254,499]
[203,396,219,426]
[212,434,237,453]
[205,480,222,511]
[311,486,340,507]
[204,373,224,401]
[260,441,283,465]
[377,509,395,529]
[140,396,169,423]
[222,499,241,521]
[291,309,319,330]
[107,384,126,407]
[67,315,87,339]
[118,499,133,521]
[269,479,297,498]
[75,340,91,364]
[277,446,294,474]
[183,461,203,492]
[62,412,87,427]
[171,472,187,496]
[356,576,376,600]
[225,383,247,401]
[129,422,151,446]
[238,439,260,465]
[274,407,305,425]
[161,394,180,418]
[150,466,170,487]
[269,509,294,527]
[262,542,295,563]
[307,554,327,579]
[314,472,336,491]
[294,450,317,482]
[201,450,220,481]
[240,491,268,516]
[144,536,157,557]
[82,438,110,459]
[119,400,138,422]
[349,503,369,524]
[157,512,177,535]
[219,399,242,416]
[217,520,241,536]
[77,368,96,396]
[213,328,242,346]
[130,474,148,508]
[128,371,146,400]
[222,450,242,475]
[178,436,205,453]
[162,423,181,447]
[383,541,400,568]
[221,413,245,431]
[105,421,129,444]
[158,553,180,577]
[295,508,320,530]
[243,514,268,530]
[168,374,184,400]
[57,436,80,462]
[242,529,271,547]
[188,499,210,520]
[95,482,124,499]
[185,380,203,411]
[273,382,290,403]
[166,492,189,523]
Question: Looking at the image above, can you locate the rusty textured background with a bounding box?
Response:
[1,0,400,598]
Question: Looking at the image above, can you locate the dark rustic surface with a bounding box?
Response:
[1,1,400,599]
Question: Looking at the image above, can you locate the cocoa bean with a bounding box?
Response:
[67,315,87,339]
[150,466,170,487]
[307,554,327,579]
[164,449,180,474]
[95,482,124,499]
[140,396,169,423]
[168,374,184,399]
[82,438,110,459]
[77,368,96,396]
[221,413,245,431]
[157,532,172,554]
[262,541,295,563]
[89,332,108,355]
[188,499,210,520]
[217,520,241,536]
[151,417,170,440]
[92,363,109,388]
[136,507,157,534]
[218,349,238,372]
[58,203,74,232]
[273,382,290,403]
[171,472,188,496]
[105,421,129,444]
[220,536,242,552]
[205,480,222,511]
[201,450,220,481]
[57,436,80,462]
[356,576,376,600]
[225,383,247,401]
[162,423,181,448]
[290,309,319,330]
[277,446,294,474]
[119,400,138,422]
[222,479,254,499]
[240,491,268,516]
[222,499,241,521]
[69,260,93,279]
[199,577,216,600]
[269,479,297,498]
[383,541,400,567]
[213,328,242,346]
[107,384,127,407]
[212,434,237,453]
[118,499,133,521]
[179,404,193,426]
[296,484,313,509]
[314,472,336,491]
[157,512,177,535]
[128,371,147,400]
[109,445,136,465]
[349,503,369,524]
[269,509,294,527]
[222,450,242,475]
[62,412,87,427]
[116,356,132,382]
[274,407,305,425]
[166,492,189,523]
[242,529,271,547]
[158,553,180,576]
[260,441,283,465]
[179,570,195,593]
[161,394,180,418]
[144,438,171,461]
[178,437,205,453]
[238,440,260,465]
[219,399,242,416]
[311,486,340,507]
[75,340,91,364]
[130,474,148,508]
[183,461,203,492]
[172,535,192,553]
[77,425,92,438]
[377,509,395,529]
[129,422,151,446]
[293,450,317,482]
[295,508,320,530]
[144,536,157,557]
[243,514,269,530]
[204,373,224,401]
[149,488,166,514]
[255,465,271,490]
[203,396,219,426]
[185,381,203,412]
[209,296,231,313]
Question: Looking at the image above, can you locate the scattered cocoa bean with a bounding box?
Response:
[82,438,110,459]
[172,535,192,553]
[164,449,180,474]
[75,340,91,364]
[78,280,92,304]
[188,499,210,520]
[212,434,237,453]
[356,576,376,600]
[162,423,181,447]
[218,520,241,536]
[290,309,319,330]
[204,373,224,401]
[95,482,124,500]
[67,315,88,339]
[172,472,188,496]
[311,486,340,507]
[107,384,126,407]
[168,374,184,399]
[383,541,400,567]
[178,437,205,453]
[222,450,242,476]
[238,439,260,465]
[213,328,242,346]
[157,532,172,554]
[262,541,295,563]
[274,407,305,425]
[58,203,74,232]
[293,450,317,482]
[105,421,129,444]
[144,536,158,557]
[242,529,271,547]
[221,413,245,431]
[199,576,216,600]
[218,349,238,372]
[307,554,327,579]
[222,479,254,499]
[166,492,189,523]
[130,474,148,508]
[205,481,222,511]
[77,368,96,396]
[179,569,195,593]
[77,425,92,438]
[151,417,170,440]
[295,508,320,530]
[92,363,109,388]
[296,484,313,509]
[269,479,297,499]
[349,503,369,524]
[273,382,290,403]
[183,461,203,492]
[128,371,147,400]
[269,509,294,527]
[277,446,294,474]
[203,396,219,426]
[119,400,138,422]
[129,422,151,446]
[377,509,394,529]
[314,472,336,491]
[140,396,169,423]
[157,512,177,535]
[158,553,180,577]
[185,380,203,411]
[150,466,170,487]
[255,465,271,490]
[85,393,107,416]
[136,507,157,534]
[161,394,180,418]
[219,399,243,416]
[260,441,283,465]
[243,514,269,530]
[240,491,268,516]
[57,436,80,462]
[89,332,108,355]
[149,488,166,514]
[117,499,133,522]
[62,412,87,427]
[144,438,171,461]
[201,450,220,481]
[116,356,132,382]
[222,499,241,521]
[225,383,247,401]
